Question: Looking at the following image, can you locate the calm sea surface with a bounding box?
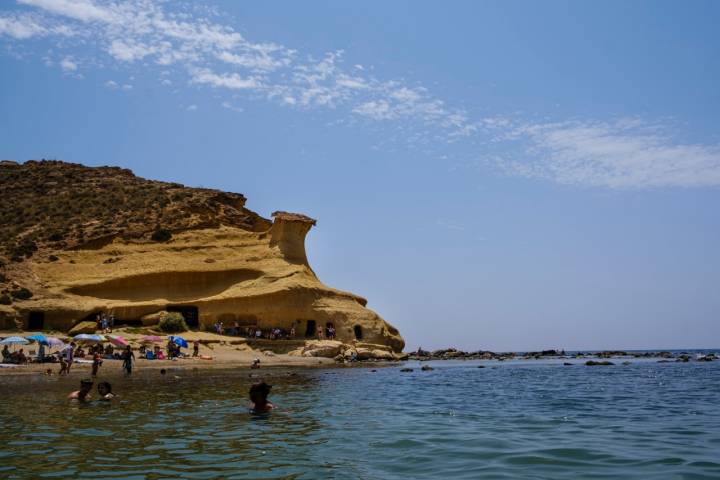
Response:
[1,357,720,479]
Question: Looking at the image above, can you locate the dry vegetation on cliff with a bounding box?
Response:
[0,160,270,263]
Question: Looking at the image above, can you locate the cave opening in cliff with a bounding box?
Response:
[28,311,45,330]
[354,325,363,340]
[304,320,316,338]
[167,305,199,328]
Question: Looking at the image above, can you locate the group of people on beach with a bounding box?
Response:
[212,322,336,341]
[53,341,135,376]
[95,312,115,334]
[1,345,28,364]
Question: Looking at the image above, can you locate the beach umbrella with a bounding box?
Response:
[169,336,188,348]
[26,334,48,345]
[45,337,65,348]
[141,335,163,344]
[105,334,129,347]
[74,334,106,343]
[0,336,29,345]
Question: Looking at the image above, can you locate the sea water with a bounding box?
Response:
[1,357,719,479]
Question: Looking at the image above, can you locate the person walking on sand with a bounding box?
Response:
[192,340,199,357]
[122,345,135,375]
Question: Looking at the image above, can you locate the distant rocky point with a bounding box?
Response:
[0,160,404,352]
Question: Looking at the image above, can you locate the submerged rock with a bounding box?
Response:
[421,365,434,371]
[585,360,614,366]
[400,368,413,372]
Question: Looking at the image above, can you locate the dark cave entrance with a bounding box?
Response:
[167,305,199,328]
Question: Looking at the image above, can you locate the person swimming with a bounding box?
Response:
[68,379,94,401]
[249,381,274,413]
[97,381,115,400]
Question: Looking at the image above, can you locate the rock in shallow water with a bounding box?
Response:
[585,360,614,366]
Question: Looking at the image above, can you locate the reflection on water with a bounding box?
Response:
[2,360,720,479]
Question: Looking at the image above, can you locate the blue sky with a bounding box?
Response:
[1,0,719,351]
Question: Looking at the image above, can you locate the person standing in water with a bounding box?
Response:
[91,350,103,377]
[249,382,274,413]
[122,345,135,375]
[68,379,94,401]
[62,342,76,374]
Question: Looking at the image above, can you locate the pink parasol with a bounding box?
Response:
[106,334,129,347]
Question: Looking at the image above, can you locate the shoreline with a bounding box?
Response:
[2,329,717,379]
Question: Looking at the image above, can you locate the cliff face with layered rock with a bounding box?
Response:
[0,160,404,352]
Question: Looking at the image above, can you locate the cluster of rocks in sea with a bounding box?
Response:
[406,348,718,363]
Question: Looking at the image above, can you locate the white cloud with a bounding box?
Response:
[190,68,262,90]
[0,14,46,39]
[499,119,720,188]
[105,79,132,91]
[186,104,197,111]
[108,39,157,62]
[59,56,76,71]
[0,12,73,39]
[221,101,243,112]
[19,0,114,23]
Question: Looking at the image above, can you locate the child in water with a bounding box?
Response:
[91,352,103,377]
[68,379,94,401]
[97,381,115,400]
[249,382,274,413]
[58,355,68,375]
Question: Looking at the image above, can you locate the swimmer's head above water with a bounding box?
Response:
[249,382,274,413]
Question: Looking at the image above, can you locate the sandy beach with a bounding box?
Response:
[0,328,337,377]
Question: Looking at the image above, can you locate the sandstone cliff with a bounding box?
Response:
[0,160,404,352]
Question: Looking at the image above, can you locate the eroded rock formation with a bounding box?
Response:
[0,161,404,352]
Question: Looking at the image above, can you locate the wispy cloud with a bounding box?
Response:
[492,119,720,188]
[1,0,719,189]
